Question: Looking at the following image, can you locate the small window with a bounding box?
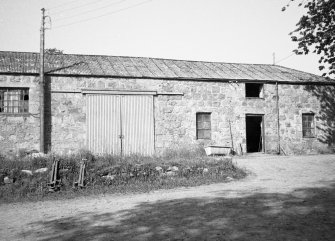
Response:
[0,88,29,113]
[196,113,211,139]
[302,113,315,138]
[245,83,264,98]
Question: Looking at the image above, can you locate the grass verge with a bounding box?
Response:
[0,148,246,203]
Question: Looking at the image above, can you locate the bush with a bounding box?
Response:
[0,150,246,203]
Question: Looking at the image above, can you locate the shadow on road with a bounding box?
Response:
[22,183,335,241]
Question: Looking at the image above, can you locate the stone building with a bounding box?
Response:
[0,51,334,155]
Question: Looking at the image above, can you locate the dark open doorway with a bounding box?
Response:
[246,115,264,153]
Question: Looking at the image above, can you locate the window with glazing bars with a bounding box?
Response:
[0,88,29,113]
[302,113,315,138]
[196,113,211,139]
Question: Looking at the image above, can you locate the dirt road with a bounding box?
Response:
[1,154,335,241]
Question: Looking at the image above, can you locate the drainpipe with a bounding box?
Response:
[228,119,234,154]
[276,82,280,154]
[119,96,123,157]
[39,8,45,153]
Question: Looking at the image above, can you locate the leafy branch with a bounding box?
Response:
[283,0,335,77]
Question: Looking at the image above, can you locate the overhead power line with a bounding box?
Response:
[47,0,87,10]
[51,0,121,16]
[53,0,127,21]
[276,53,295,64]
[53,0,154,29]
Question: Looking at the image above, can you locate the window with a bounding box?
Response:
[0,88,29,113]
[245,83,264,98]
[196,113,211,139]
[302,113,315,138]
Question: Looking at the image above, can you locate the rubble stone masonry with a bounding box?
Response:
[1,74,334,155]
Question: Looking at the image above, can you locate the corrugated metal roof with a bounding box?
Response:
[0,51,332,83]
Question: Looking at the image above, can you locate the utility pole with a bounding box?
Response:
[40,8,46,153]
[276,82,281,154]
[273,52,276,65]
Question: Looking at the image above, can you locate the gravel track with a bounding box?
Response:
[1,154,334,241]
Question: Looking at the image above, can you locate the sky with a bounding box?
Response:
[0,0,323,75]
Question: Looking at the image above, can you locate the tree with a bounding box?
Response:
[45,48,64,55]
[283,0,335,77]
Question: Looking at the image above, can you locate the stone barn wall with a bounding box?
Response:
[1,74,334,155]
[0,75,40,153]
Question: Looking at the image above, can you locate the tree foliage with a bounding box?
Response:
[283,0,335,77]
[45,48,64,55]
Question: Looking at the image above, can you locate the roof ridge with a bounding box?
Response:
[0,50,275,67]
[273,64,325,78]
[0,50,333,82]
